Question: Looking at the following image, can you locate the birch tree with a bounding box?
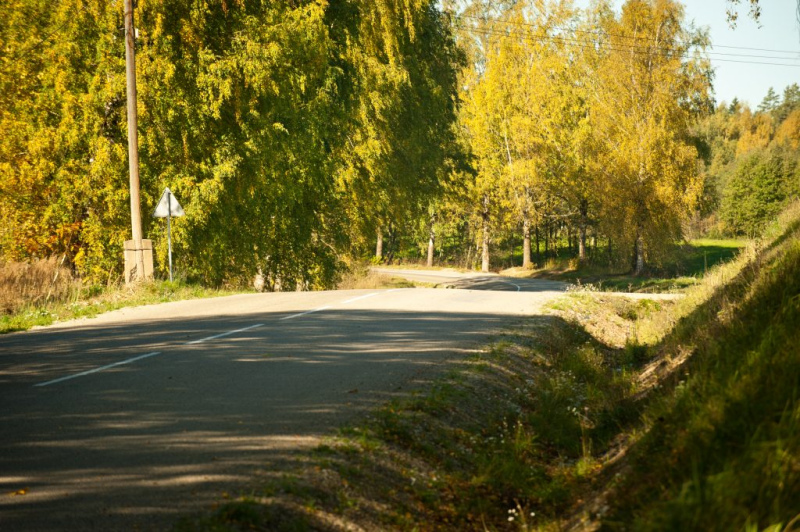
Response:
[587,0,712,274]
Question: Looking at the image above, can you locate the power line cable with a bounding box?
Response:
[459,15,799,61]
[458,13,800,55]
[455,22,800,68]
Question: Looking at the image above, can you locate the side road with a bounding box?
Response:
[371,266,683,300]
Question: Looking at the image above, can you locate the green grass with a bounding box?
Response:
[597,236,800,530]
[527,238,747,293]
[0,280,247,334]
[676,238,746,275]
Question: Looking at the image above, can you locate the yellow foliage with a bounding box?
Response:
[736,109,774,157]
[773,109,800,150]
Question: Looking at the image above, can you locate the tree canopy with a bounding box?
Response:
[0,0,461,287]
[3,0,798,284]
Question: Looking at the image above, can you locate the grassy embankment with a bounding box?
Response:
[179,203,799,531]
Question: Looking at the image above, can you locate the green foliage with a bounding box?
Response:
[0,0,462,287]
[720,148,797,235]
[775,83,800,123]
[604,219,800,531]
[757,87,780,114]
[693,82,800,239]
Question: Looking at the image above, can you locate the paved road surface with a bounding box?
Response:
[372,267,569,292]
[0,281,565,531]
[373,268,684,300]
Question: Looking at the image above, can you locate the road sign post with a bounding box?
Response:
[152,188,185,282]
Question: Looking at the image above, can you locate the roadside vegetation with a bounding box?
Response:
[0,259,422,334]
[335,265,421,290]
[507,238,747,294]
[178,203,800,531]
[0,260,246,334]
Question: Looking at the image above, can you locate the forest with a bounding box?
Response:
[1,0,799,288]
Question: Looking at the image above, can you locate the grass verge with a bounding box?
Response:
[0,280,247,334]
[1,262,420,335]
[586,223,800,530]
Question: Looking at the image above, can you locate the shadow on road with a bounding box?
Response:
[0,307,532,531]
[440,276,567,292]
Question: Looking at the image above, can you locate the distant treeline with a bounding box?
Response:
[695,87,800,237]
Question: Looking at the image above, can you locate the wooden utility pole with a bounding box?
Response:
[124,0,145,282]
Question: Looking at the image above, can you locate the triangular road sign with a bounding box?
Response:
[152,187,185,218]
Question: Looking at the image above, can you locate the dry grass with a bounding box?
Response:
[337,266,417,290]
[0,257,78,314]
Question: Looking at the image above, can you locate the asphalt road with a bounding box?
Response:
[0,282,565,531]
[371,267,569,292]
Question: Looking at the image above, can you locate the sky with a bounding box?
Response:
[683,0,800,108]
[578,0,800,108]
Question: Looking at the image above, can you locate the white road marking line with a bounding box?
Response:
[186,323,264,345]
[341,292,381,304]
[33,290,403,388]
[34,352,162,387]
[281,289,401,321]
[34,323,268,388]
[280,306,332,321]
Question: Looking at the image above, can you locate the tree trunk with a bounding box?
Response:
[578,198,588,262]
[481,195,490,272]
[465,244,474,271]
[633,229,645,276]
[385,224,396,265]
[426,225,435,268]
[544,222,550,259]
[481,219,490,273]
[522,217,532,269]
[375,230,383,261]
[535,225,540,266]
